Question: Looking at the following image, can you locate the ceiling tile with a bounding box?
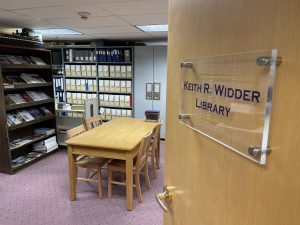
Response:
[13,4,111,20]
[75,26,140,34]
[48,16,129,28]
[97,0,168,15]
[91,32,151,39]
[89,0,141,2]
[121,13,168,25]
[5,20,62,29]
[0,11,32,24]
[0,0,90,10]
[148,31,168,38]
[43,34,93,41]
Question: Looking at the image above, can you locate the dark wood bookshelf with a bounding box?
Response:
[0,44,57,174]
[10,133,55,151]
[4,82,53,92]
[1,64,51,69]
[5,99,54,111]
[12,149,58,173]
[0,43,50,52]
[8,115,55,131]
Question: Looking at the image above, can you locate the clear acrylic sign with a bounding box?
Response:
[179,50,280,165]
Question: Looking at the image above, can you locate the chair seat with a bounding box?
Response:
[108,159,137,169]
[76,156,108,168]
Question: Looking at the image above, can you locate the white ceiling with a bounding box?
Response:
[0,0,168,41]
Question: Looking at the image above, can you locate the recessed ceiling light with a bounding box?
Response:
[34,28,82,35]
[136,24,168,32]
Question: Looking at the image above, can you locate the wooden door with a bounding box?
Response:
[163,0,300,225]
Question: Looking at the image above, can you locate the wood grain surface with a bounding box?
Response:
[165,0,300,224]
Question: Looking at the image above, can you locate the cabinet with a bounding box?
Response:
[134,46,167,138]
[0,44,57,174]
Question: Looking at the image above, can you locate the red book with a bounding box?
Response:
[19,93,33,103]
[130,95,132,107]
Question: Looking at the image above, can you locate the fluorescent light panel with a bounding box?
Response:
[136,24,168,32]
[34,28,82,35]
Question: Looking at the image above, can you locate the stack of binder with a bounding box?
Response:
[96,48,131,62]
[145,110,160,122]
[33,136,58,153]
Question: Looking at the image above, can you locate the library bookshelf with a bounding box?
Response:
[49,46,134,145]
[0,44,57,174]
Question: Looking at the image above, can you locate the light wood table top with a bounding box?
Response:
[66,117,160,151]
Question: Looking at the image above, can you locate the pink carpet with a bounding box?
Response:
[0,142,164,225]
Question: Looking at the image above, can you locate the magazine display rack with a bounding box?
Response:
[0,44,57,174]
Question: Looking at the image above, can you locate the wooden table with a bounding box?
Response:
[65,117,160,210]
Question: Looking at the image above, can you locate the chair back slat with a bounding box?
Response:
[67,125,86,139]
[135,131,152,171]
[84,115,103,130]
[151,122,162,150]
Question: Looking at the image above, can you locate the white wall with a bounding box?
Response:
[134,45,167,138]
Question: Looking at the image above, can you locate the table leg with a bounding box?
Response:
[68,146,77,201]
[125,152,133,210]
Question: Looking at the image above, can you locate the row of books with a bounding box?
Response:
[66,79,97,91]
[3,73,46,86]
[5,91,50,105]
[98,65,132,78]
[96,48,131,62]
[52,64,64,75]
[60,111,84,118]
[66,92,96,105]
[99,94,132,108]
[10,128,55,149]
[100,108,132,120]
[12,152,45,168]
[65,49,96,62]
[99,80,132,93]
[0,55,46,65]
[65,64,97,77]
[11,131,56,168]
[53,77,64,90]
[56,91,65,102]
[7,107,53,126]
[64,64,133,78]
[64,48,131,63]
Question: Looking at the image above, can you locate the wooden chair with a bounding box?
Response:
[148,122,162,178]
[84,115,103,130]
[84,115,106,178]
[67,125,108,198]
[107,131,153,203]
